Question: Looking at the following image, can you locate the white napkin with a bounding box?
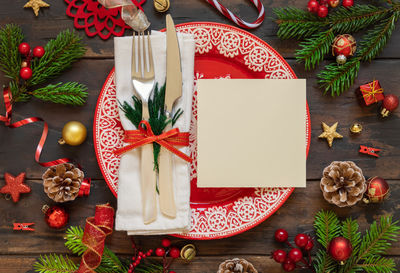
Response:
[114,31,195,235]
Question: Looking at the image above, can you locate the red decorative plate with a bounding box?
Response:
[94,22,311,240]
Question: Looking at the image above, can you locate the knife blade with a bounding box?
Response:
[159,14,183,218]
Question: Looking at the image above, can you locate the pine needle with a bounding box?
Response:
[33,254,77,273]
[31,82,88,106]
[314,210,341,249]
[0,24,23,79]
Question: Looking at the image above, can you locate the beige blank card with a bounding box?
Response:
[196,79,306,188]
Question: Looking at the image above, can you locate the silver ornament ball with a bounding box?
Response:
[336,55,347,65]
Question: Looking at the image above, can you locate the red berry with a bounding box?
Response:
[317,5,329,17]
[155,247,165,257]
[18,42,30,56]
[282,259,296,272]
[295,233,309,248]
[288,248,303,263]
[20,67,32,80]
[305,239,314,251]
[170,271,176,273]
[162,238,171,247]
[169,247,180,259]
[342,0,354,8]
[307,0,319,13]
[272,249,287,263]
[274,229,289,242]
[319,0,329,7]
[33,46,45,58]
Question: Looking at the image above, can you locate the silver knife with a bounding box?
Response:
[159,14,182,218]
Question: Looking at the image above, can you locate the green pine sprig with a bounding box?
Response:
[31,82,88,106]
[0,24,23,80]
[33,254,78,273]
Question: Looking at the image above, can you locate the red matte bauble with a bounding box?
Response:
[162,238,171,247]
[295,233,309,248]
[282,259,296,272]
[364,177,390,203]
[342,0,354,8]
[275,229,289,242]
[169,247,180,258]
[33,46,45,58]
[155,247,166,257]
[272,249,287,263]
[381,94,399,117]
[332,34,357,57]
[307,0,320,13]
[288,248,303,262]
[328,0,340,8]
[317,5,329,17]
[20,67,32,80]
[44,205,69,229]
[18,42,30,56]
[328,237,352,263]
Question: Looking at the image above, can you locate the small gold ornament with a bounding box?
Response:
[350,123,363,134]
[154,0,170,12]
[180,244,196,262]
[24,0,50,16]
[21,61,29,68]
[319,122,343,148]
[59,121,87,146]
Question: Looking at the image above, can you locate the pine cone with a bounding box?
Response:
[320,161,366,207]
[217,258,257,273]
[42,163,84,202]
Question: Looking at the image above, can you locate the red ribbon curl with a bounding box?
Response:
[113,120,192,163]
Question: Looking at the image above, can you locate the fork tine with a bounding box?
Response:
[146,31,154,78]
[138,31,144,78]
[131,32,137,77]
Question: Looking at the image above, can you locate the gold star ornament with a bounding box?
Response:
[319,122,343,148]
[24,0,49,16]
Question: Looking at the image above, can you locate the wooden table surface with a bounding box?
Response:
[1,0,400,272]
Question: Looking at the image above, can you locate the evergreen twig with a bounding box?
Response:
[314,210,341,248]
[0,24,23,79]
[33,254,77,273]
[31,82,88,105]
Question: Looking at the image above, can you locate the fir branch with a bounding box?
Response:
[0,24,23,79]
[314,210,341,249]
[29,30,86,86]
[357,255,397,273]
[31,82,88,106]
[65,226,85,255]
[341,218,362,252]
[295,29,335,70]
[313,249,336,273]
[33,254,77,273]
[9,80,30,102]
[120,96,143,128]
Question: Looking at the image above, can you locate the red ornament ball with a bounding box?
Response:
[328,0,340,8]
[295,233,309,248]
[33,46,45,58]
[381,94,399,117]
[332,34,357,57]
[288,248,303,262]
[18,42,30,56]
[364,177,390,203]
[20,67,32,80]
[328,237,352,263]
[43,205,69,229]
[282,259,296,272]
[307,0,320,13]
[169,247,180,259]
[155,248,165,257]
[317,5,329,18]
[275,229,289,242]
[161,238,171,247]
[342,0,354,8]
[272,249,287,263]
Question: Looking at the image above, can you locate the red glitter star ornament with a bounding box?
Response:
[0,173,31,203]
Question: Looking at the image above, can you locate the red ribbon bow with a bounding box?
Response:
[114,120,192,163]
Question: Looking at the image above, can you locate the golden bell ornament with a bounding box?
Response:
[350,123,362,134]
[180,244,196,262]
[154,0,170,12]
[58,121,87,146]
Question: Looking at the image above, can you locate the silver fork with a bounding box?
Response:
[131,31,157,224]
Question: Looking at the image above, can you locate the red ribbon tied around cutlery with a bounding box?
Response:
[114,120,192,163]
[76,203,115,273]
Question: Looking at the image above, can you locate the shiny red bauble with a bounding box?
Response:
[288,248,303,262]
[162,238,171,247]
[332,34,357,57]
[364,177,390,203]
[307,0,320,13]
[328,0,340,8]
[33,46,45,58]
[328,237,352,263]
[294,233,309,248]
[169,247,180,258]
[44,205,69,229]
[342,0,354,8]
[20,67,33,80]
[18,42,30,56]
[155,247,165,257]
[282,259,296,272]
[317,5,329,18]
[381,94,399,117]
[275,229,289,242]
[272,249,287,263]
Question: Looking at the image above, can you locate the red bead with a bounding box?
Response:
[305,239,314,251]
[170,271,176,273]
[274,229,289,242]
[328,0,340,8]
[307,0,319,13]
[162,238,171,247]
[317,5,329,17]
[33,46,45,58]
[365,177,390,202]
[20,67,32,80]
[328,237,352,263]
[138,251,143,257]
[18,43,30,56]
[272,249,287,263]
[169,247,180,259]
[342,0,354,8]
[288,248,303,263]
[294,233,309,248]
[282,259,296,272]
[44,205,69,229]
[155,247,165,257]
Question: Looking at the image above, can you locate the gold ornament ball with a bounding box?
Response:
[350,123,363,134]
[59,121,87,146]
[154,0,170,12]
